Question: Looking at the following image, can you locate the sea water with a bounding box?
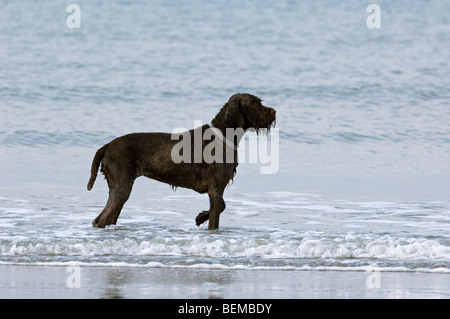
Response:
[0,0,449,273]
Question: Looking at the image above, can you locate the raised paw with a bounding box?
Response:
[195,210,210,226]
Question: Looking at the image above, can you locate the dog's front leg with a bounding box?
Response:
[207,185,226,230]
[195,197,225,227]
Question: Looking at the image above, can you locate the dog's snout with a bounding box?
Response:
[268,107,276,118]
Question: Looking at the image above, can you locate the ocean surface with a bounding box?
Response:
[1,0,449,275]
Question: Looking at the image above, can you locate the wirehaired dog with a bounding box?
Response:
[87,93,276,230]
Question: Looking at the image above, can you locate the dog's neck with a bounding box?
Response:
[208,123,241,151]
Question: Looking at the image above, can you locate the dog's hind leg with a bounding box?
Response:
[92,182,133,228]
[92,159,135,228]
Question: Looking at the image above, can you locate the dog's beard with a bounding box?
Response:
[250,120,275,136]
[255,116,276,135]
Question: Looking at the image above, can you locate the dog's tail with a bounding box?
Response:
[87,145,107,191]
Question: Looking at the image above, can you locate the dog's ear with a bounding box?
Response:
[234,94,263,131]
[223,94,245,128]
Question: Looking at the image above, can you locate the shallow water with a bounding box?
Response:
[1,191,449,273]
[1,1,449,273]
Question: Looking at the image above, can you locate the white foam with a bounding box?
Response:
[2,233,449,261]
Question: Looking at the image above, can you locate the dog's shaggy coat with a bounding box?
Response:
[87,93,276,230]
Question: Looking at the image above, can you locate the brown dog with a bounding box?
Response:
[87,93,276,230]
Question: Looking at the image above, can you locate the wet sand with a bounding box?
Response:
[0,264,449,299]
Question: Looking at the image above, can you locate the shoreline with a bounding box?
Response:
[1,264,449,299]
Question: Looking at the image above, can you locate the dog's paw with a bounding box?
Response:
[195,211,210,226]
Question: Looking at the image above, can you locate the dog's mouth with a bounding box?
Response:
[245,107,276,135]
[252,119,276,135]
[266,108,276,128]
[263,111,276,131]
[264,118,277,134]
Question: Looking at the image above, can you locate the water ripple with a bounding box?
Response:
[1,130,114,148]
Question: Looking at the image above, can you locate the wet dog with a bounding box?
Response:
[87,93,276,230]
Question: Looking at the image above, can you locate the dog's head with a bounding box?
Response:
[213,93,276,134]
